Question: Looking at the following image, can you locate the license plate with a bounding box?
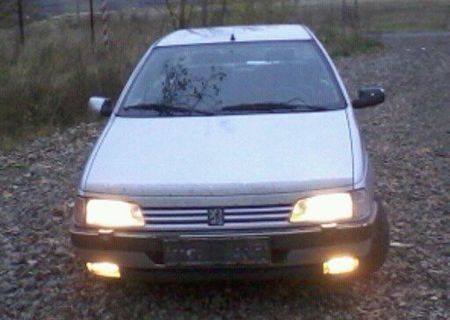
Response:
[164,238,270,266]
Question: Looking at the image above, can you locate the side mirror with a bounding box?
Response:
[352,86,385,109]
[88,97,113,116]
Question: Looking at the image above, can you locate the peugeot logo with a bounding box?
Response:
[207,208,225,226]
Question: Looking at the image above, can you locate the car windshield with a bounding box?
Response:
[119,41,345,117]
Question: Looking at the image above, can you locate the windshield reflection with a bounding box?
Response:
[121,41,345,116]
[160,58,227,110]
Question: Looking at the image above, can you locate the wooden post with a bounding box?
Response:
[17,0,25,45]
[89,0,95,45]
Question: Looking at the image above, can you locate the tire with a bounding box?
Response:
[360,200,390,275]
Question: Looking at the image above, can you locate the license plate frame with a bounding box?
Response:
[164,238,270,267]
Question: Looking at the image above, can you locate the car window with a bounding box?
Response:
[120,40,346,116]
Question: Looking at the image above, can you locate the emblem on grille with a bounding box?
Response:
[207,208,225,226]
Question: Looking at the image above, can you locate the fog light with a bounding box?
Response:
[323,256,359,275]
[86,262,121,278]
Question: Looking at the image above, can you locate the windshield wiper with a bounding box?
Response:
[220,103,331,113]
[123,103,214,116]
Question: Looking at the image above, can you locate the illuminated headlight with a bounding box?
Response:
[290,193,354,223]
[85,199,144,228]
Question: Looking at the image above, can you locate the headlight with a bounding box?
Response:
[290,193,353,223]
[85,199,144,228]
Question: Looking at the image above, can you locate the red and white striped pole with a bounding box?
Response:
[101,0,110,46]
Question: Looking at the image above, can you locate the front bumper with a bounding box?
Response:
[71,205,378,280]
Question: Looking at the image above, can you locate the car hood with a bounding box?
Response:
[83,111,353,196]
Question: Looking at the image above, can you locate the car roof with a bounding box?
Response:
[156,24,312,47]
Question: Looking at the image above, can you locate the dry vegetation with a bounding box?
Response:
[0,0,448,149]
[0,13,167,148]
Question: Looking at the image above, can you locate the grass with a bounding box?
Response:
[290,0,450,33]
[0,0,446,150]
[359,0,450,32]
[319,29,382,57]
[0,14,168,150]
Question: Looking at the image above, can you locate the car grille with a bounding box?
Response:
[142,205,293,231]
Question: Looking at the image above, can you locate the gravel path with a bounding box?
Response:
[1,33,449,320]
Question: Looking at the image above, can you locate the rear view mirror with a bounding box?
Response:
[352,86,385,109]
[88,97,113,116]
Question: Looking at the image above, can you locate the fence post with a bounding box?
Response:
[101,0,109,46]
[17,0,25,45]
[89,0,95,46]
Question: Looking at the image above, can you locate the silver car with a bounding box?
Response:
[71,25,388,281]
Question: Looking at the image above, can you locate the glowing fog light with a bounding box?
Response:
[86,262,121,278]
[290,193,353,223]
[86,199,144,228]
[323,256,359,275]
